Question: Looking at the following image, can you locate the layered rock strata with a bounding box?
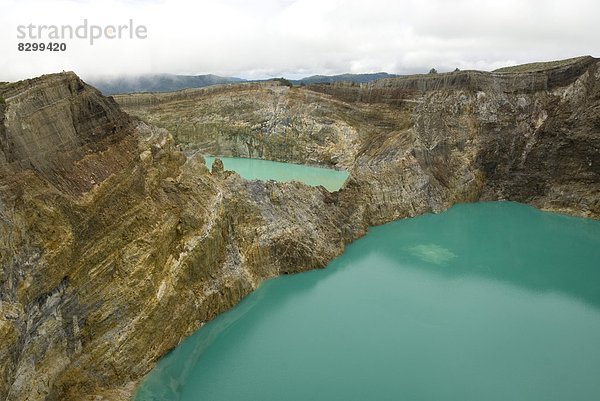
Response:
[117,56,599,220]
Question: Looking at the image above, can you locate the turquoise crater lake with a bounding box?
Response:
[135,202,600,401]
[203,156,349,192]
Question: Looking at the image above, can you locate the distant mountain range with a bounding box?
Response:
[86,74,245,95]
[291,72,400,85]
[86,72,401,95]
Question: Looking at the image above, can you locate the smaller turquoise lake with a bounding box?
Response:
[203,156,349,192]
[135,201,600,401]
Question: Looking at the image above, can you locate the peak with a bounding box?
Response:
[0,69,134,195]
[0,71,88,99]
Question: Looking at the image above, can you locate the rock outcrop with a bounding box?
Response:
[0,73,362,401]
[117,55,599,219]
[0,56,598,400]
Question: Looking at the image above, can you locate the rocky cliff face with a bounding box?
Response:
[0,56,598,400]
[118,55,599,220]
[0,73,363,401]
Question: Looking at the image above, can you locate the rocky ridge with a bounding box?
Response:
[117,55,599,220]
[0,56,598,400]
[0,73,362,401]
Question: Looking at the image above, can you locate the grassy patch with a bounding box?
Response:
[494,56,589,73]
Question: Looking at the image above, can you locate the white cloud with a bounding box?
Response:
[0,0,598,81]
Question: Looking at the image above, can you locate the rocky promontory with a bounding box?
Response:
[0,56,598,400]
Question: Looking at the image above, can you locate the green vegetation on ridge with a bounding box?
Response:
[494,56,591,73]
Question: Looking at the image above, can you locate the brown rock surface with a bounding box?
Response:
[0,73,360,401]
[117,55,599,219]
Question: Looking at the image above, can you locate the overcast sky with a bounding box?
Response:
[1,0,599,81]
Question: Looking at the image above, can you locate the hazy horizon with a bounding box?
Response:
[80,55,595,82]
[1,0,599,82]
[1,55,596,84]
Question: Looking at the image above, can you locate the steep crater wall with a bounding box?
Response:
[117,56,600,219]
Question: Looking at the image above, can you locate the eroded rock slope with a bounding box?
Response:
[118,55,599,219]
[0,74,361,400]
